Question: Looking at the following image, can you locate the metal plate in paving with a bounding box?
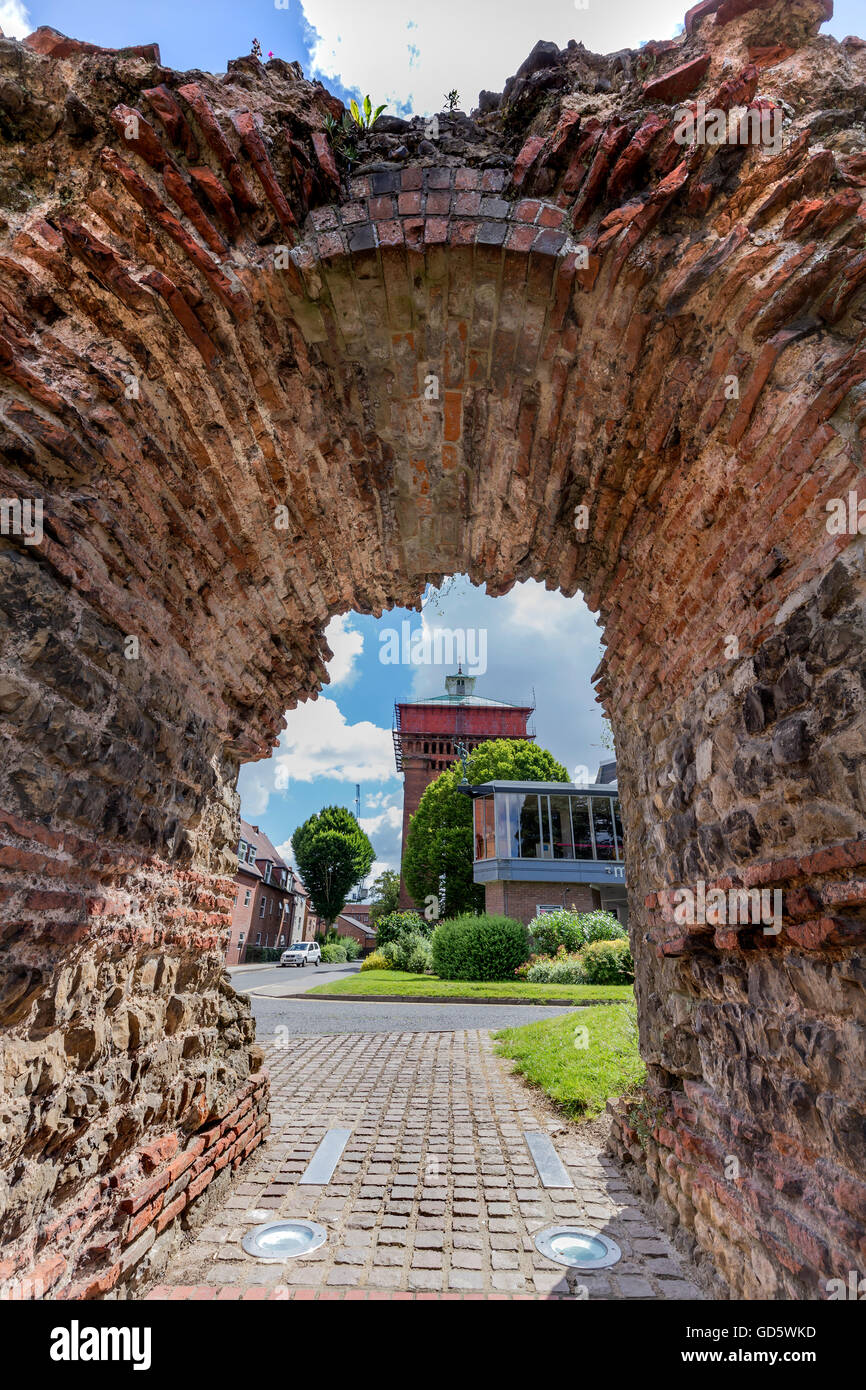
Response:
[534,1226,622,1270]
[524,1130,574,1188]
[299,1127,352,1184]
[241,1219,328,1262]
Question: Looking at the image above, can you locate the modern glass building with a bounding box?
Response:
[461,778,628,926]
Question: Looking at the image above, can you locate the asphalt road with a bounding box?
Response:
[228,961,573,1037]
[229,961,362,994]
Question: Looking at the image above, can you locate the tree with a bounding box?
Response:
[402,739,568,918]
[292,805,375,927]
[369,868,400,926]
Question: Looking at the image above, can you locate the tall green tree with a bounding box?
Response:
[292,806,375,927]
[368,868,401,926]
[402,739,568,917]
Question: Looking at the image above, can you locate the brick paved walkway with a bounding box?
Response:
[148,1031,701,1300]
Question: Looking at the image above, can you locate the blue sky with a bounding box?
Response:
[6,0,860,880]
[2,0,859,117]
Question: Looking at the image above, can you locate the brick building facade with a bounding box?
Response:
[227,822,305,964]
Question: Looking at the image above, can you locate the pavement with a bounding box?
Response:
[150,985,703,1301]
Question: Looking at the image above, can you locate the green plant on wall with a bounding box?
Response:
[324,111,359,163]
[349,94,387,129]
[626,1088,667,1151]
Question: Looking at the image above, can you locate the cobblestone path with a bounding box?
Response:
[149,1031,701,1301]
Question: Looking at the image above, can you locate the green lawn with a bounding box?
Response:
[307,969,632,1004]
[494,1003,645,1120]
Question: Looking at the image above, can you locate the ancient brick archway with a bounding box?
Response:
[1,1,864,1300]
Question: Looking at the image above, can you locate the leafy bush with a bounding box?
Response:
[374,910,430,949]
[405,940,433,974]
[360,950,390,972]
[377,932,431,971]
[431,913,530,981]
[529,908,625,956]
[335,934,361,960]
[580,937,634,985]
[526,950,585,984]
[321,942,348,964]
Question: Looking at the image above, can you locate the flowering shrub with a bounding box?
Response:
[526,947,585,984]
[360,949,390,971]
[581,937,634,984]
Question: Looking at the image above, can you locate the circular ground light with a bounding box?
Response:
[534,1226,622,1270]
[241,1219,328,1263]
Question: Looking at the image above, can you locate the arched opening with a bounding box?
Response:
[0,4,864,1301]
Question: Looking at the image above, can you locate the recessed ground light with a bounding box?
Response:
[534,1226,622,1270]
[241,1219,328,1262]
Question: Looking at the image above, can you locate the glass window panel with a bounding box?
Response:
[503,793,523,856]
[570,795,593,858]
[549,795,574,859]
[495,794,508,858]
[484,797,496,859]
[518,793,542,858]
[591,797,616,860]
[474,798,485,860]
[613,798,625,859]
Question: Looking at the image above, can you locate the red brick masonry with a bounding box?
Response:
[0,1070,269,1301]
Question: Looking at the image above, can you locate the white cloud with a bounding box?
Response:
[239,765,276,817]
[364,789,400,810]
[0,1,30,40]
[367,858,396,882]
[408,577,608,775]
[360,804,402,839]
[323,612,364,687]
[273,696,395,785]
[298,0,687,116]
[275,837,296,867]
[358,806,404,875]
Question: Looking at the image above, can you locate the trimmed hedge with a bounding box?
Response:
[242,946,282,963]
[431,913,530,981]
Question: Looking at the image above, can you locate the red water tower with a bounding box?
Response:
[393,670,534,906]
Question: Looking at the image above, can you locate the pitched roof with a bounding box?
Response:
[239,819,288,865]
[338,914,377,937]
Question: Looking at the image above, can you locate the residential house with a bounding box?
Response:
[227,821,299,964]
